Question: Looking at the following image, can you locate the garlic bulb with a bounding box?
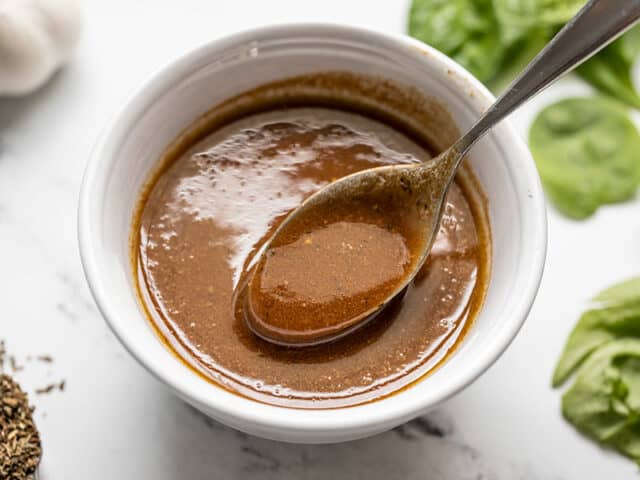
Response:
[0,0,82,96]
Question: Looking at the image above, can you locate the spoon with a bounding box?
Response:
[243,0,640,347]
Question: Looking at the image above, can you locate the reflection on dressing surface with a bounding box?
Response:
[137,107,489,408]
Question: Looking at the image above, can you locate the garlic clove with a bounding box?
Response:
[0,0,82,96]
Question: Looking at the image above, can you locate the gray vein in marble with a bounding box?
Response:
[0,196,98,323]
[241,446,282,473]
[178,399,565,480]
[394,413,454,440]
[55,272,98,315]
[185,403,249,439]
[56,302,79,322]
[0,137,7,160]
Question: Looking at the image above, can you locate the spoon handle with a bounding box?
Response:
[452,0,640,158]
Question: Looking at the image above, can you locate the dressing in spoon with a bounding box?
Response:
[243,0,640,347]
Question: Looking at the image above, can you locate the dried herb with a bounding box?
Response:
[34,385,54,396]
[8,357,23,373]
[35,381,65,395]
[0,374,41,480]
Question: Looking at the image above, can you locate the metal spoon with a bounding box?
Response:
[243,0,640,347]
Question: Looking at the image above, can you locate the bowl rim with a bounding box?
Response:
[78,22,548,438]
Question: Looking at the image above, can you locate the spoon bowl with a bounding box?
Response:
[243,156,454,346]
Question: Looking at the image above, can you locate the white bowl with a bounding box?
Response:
[78,24,547,443]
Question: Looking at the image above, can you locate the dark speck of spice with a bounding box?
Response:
[35,380,65,396]
[34,385,54,396]
[8,357,22,373]
[0,374,41,480]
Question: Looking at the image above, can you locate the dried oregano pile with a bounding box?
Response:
[1,374,41,479]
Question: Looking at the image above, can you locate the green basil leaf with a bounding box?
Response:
[529,97,640,219]
[408,1,640,106]
[577,26,640,109]
[553,277,640,387]
[493,0,585,30]
[562,339,640,462]
[487,29,551,93]
[616,24,640,61]
[408,0,505,83]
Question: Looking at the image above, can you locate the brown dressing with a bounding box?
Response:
[133,74,491,409]
[246,195,422,346]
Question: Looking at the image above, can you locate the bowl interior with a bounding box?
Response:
[80,25,546,443]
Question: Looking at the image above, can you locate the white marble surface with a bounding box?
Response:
[2,1,640,478]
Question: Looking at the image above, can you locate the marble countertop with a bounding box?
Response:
[2,0,640,478]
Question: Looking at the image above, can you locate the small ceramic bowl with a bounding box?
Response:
[79,24,547,443]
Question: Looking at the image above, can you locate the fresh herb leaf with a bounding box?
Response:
[529,97,640,219]
[408,0,640,107]
[562,339,640,462]
[487,29,550,92]
[492,0,585,30]
[553,277,640,387]
[408,0,506,83]
[577,26,640,109]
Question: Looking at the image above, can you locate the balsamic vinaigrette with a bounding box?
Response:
[133,73,491,408]
[244,195,423,346]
